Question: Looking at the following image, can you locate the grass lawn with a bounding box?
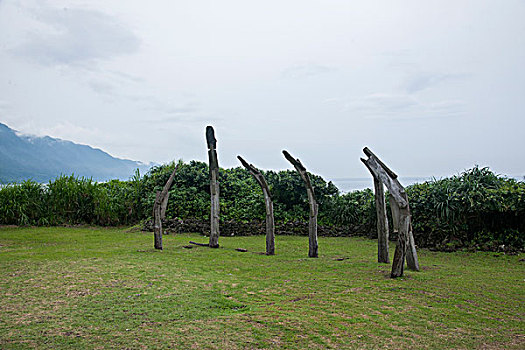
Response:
[0,226,523,349]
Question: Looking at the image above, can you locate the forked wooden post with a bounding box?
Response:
[282,150,318,258]
[237,156,275,255]
[152,164,179,250]
[361,147,419,278]
[206,126,220,248]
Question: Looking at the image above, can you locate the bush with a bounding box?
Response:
[407,167,525,250]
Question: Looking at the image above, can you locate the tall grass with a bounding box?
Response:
[0,180,46,225]
[0,175,143,226]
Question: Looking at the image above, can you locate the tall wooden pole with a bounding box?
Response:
[282,150,318,258]
[206,126,220,248]
[237,156,275,255]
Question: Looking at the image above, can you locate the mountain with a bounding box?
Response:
[0,123,152,183]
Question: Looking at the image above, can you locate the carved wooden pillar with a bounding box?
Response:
[237,156,275,255]
[206,126,220,248]
[361,147,419,277]
[152,164,179,250]
[283,150,318,258]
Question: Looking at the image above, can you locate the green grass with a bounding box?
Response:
[1,227,523,349]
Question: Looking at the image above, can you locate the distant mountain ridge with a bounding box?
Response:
[0,123,152,183]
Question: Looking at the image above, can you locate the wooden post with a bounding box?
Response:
[405,221,418,271]
[389,196,400,233]
[363,160,391,263]
[373,177,389,263]
[160,192,169,220]
[152,164,179,250]
[153,191,163,249]
[206,126,220,248]
[237,156,275,255]
[390,212,410,277]
[361,147,419,277]
[282,150,318,258]
[388,195,419,272]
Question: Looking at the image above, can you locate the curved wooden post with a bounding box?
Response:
[237,156,275,255]
[206,126,220,248]
[282,150,318,258]
[361,147,419,277]
[152,164,179,250]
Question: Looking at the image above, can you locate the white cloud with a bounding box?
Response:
[1,0,524,178]
[281,63,336,79]
[404,72,471,93]
[0,100,10,112]
[341,93,466,120]
[87,80,118,97]
[12,4,140,66]
[13,120,109,146]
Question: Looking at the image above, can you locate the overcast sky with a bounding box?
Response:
[1,0,524,180]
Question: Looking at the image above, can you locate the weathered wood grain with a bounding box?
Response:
[283,150,318,258]
[391,212,410,278]
[207,126,220,248]
[237,156,275,255]
[405,222,419,271]
[361,156,407,208]
[152,164,179,250]
[153,191,163,250]
[374,177,389,263]
[389,196,400,233]
[363,147,398,179]
[361,147,419,277]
